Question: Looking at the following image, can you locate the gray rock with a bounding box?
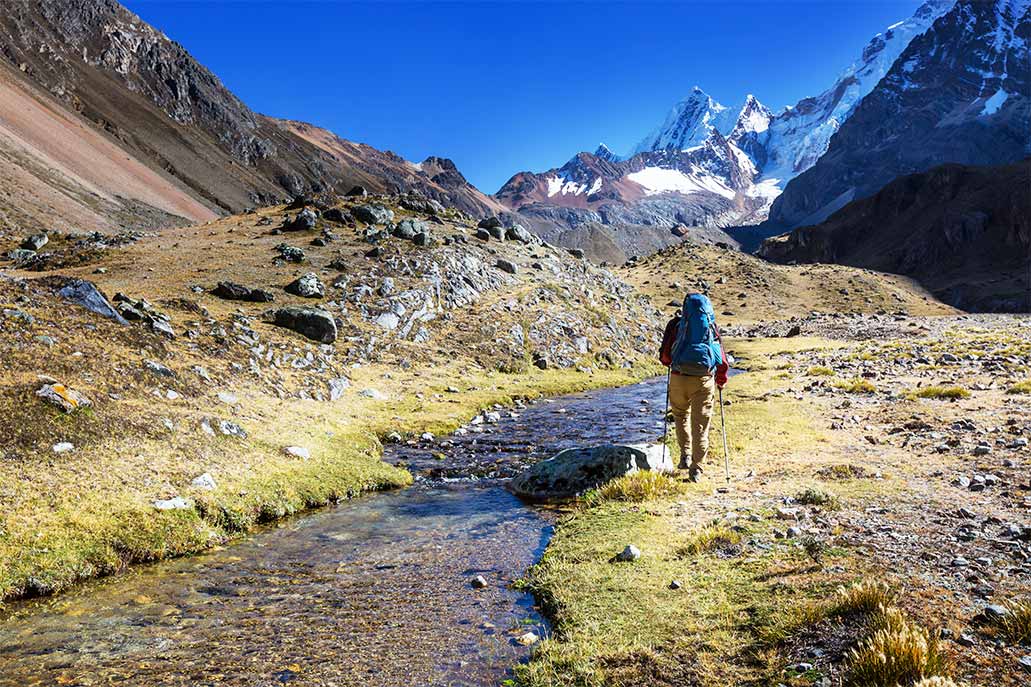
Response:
[510,443,672,501]
[359,388,388,400]
[52,442,74,454]
[475,228,492,241]
[275,243,306,263]
[353,204,395,225]
[213,281,275,302]
[393,218,427,240]
[328,377,350,401]
[346,185,368,197]
[271,307,337,343]
[496,259,518,274]
[37,383,92,413]
[218,420,247,438]
[505,224,534,243]
[471,575,488,589]
[285,272,325,298]
[615,544,641,562]
[283,207,317,231]
[143,359,175,377]
[478,217,502,230]
[567,248,585,259]
[412,231,433,246]
[374,312,400,331]
[57,279,129,324]
[21,233,48,250]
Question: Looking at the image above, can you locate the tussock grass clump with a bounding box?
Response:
[911,386,970,400]
[795,486,840,509]
[911,678,962,687]
[806,365,836,376]
[592,471,684,503]
[843,611,949,687]
[1007,380,1031,395]
[991,599,1031,644]
[832,580,897,616]
[834,378,877,394]
[676,523,742,556]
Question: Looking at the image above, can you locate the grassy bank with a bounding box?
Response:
[516,337,886,686]
[0,350,660,602]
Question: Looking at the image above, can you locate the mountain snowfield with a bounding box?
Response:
[495,0,959,240]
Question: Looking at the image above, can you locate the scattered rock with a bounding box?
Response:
[57,279,128,324]
[615,544,641,562]
[144,359,175,377]
[496,259,518,275]
[282,207,317,231]
[516,632,539,646]
[153,496,192,511]
[191,473,217,491]
[270,307,337,343]
[275,243,306,263]
[352,204,394,225]
[284,446,311,459]
[37,383,92,413]
[52,442,74,454]
[470,575,488,589]
[328,378,350,401]
[285,273,325,298]
[21,232,48,250]
[213,281,275,303]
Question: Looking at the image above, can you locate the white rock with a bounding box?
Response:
[328,377,350,401]
[217,391,239,405]
[359,388,388,401]
[191,473,217,491]
[52,442,74,454]
[153,496,192,511]
[284,446,311,459]
[517,631,540,646]
[615,544,641,562]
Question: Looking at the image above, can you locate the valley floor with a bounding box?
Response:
[520,320,1031,686]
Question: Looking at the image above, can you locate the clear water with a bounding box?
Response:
[0,377,671,686]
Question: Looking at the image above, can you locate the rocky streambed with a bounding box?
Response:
[0,377,670,686]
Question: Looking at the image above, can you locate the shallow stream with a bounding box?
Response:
[0,377,668,686]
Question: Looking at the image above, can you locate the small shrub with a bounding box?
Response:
[992,599,1031,644]
[832,580,896,616]
[817,464,869,481]
[795,486,840,509]
[912,386,970,400]
[807,366,836,376]
[592,470,684,503]
[835,378,877,394]
[843,613,949,687]
[1007,380,1031,395]
[676,524,742,556]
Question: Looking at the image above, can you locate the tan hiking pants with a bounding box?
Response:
[668,372,715,467]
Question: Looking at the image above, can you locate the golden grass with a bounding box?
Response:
[911,385,971,400]
[990,599,1031,644]
[591,470,685,503]
[834,378,878,394]
[832,580,897,616]
[676,523,742,556]
[807,365,836,376]
[1007,379,1031,394]
[843,606,950,687]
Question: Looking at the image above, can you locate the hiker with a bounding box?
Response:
[658,293,729,481]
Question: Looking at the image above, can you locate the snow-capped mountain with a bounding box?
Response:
[759,0,957,190]
[493,0,964,257]
[767,0,1029,229]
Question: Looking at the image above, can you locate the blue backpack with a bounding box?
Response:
[670,293,721,376]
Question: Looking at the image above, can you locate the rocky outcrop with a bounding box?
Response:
[766,0,1030,230]
[509,444,672,501]
[760,161,1031,312]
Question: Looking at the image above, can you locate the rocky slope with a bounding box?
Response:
[760,160,1031,312]
[766,0,1030,230]
[0,0,496,234]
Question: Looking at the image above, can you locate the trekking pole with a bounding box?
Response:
[718,387,730,483]
[661,367,671,464]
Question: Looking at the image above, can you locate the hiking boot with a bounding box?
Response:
[688,465,703,482]
[677,458,690,471]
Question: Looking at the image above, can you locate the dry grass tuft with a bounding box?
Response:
[676,523,743,557]
[911,386,970,400]
[795,486,840,509]
[911,678,962,687]
[843,607,950,687]
[991,599,1031,644]
[806,365,836,376]
[834,378,877,394]
[592,471,685,503]
[832,580,897,616]
[1007,379,1031,394]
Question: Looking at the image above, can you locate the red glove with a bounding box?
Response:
[713,323,729,388]
[715,364,728,389]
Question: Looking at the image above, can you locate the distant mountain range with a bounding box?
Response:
[493,0,960,257]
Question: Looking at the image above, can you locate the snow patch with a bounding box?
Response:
[981,88,1009,115]
[627,167,736,199]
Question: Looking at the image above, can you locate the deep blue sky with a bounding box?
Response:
[123,1,923,192]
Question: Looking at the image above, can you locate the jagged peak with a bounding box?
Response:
[594,143,618,162]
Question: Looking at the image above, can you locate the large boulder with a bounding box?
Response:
[271,307,337,343]
[213,281,275,302]
[352,204,395,225]
[509,444,673,501]
[392,218,427,240]
[282,207,317,231]
[21,232,49,250]
[57,279,128,324]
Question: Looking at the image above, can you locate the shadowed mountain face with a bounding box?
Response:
[766,0,1031,230]
[0,0,498,232]
[760,160,1031,312]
